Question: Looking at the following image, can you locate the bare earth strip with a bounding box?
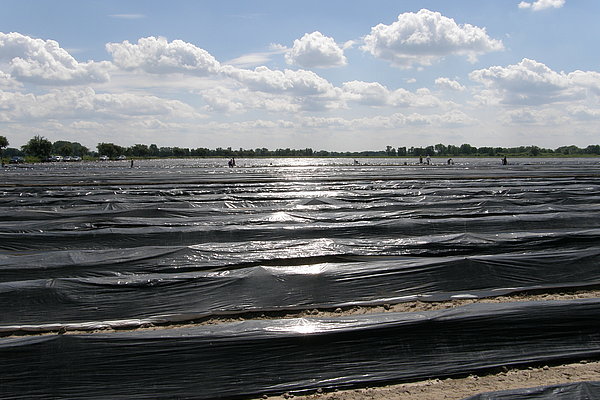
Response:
[254,360,600,400]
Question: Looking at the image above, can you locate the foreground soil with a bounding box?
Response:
[254,360,600,400]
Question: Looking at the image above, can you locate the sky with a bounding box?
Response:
[1,0,599,152]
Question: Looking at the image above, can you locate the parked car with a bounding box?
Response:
[99,155,109,161]
[9,156,25,164]
[117,155,127,160]
[71,156,82,162]
[48,155,63,162]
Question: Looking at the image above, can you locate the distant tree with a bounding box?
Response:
[172,147,189,157]
[397,146,407,156]
[53,141,89,157]
[0,135,8,161]
[434,143,447,156]
[0,135,8,151]
[22,135,52,160]
[148,144,160,157]
[53,141,73,156]
[585,145,600,155]
[529,146,541,156]
[128,144,150,157]
[459,143,477,155]
[97,142,124,159]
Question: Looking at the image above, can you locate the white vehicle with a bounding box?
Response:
[99,155,109,161]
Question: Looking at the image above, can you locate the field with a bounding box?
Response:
[1,157,600,399]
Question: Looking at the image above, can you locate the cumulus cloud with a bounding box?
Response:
[470,58,600,105]
[341,81,390,106]
[341,80,448,109]
[361,9,503,68]
[435,77,465,91]
[221,65,335,96]
[284,31,347,68]
[106,36,221,75]
[0,32,112,85]
[518,0,565,11]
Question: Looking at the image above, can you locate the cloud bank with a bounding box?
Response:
[361,9,503,68]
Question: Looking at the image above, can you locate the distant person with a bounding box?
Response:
[502,156,507,165]
[426,155,431,165]
[419,156,423,164]
[447,158,453,165]
[130,159,134,168]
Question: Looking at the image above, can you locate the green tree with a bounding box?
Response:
[0,135,8,162]
[22,135,52,160]
[434,143,447,156]
[53,140,89,157]
[97,142,124,159]
[128,144,149,157]
[149,144,160,157]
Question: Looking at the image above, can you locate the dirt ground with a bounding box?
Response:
[254,360,600,400]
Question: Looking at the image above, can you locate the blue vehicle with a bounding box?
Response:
[9,156,25,164]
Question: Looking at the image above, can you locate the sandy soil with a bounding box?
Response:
[254,360,600,400]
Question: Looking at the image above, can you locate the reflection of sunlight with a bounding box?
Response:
[266,238,336,264]
[265,264,324,275]
[267,211,305,222]
[267,318,325,334]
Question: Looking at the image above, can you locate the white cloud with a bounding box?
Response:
[200,86,300,113]
[518,0,565,11]
[567,105,600,121]
[504,108,568,125]
[469,58,600,105]
[362,9,503,68]
[106,36,221,75]
[341,80,448,109]
[284,31,347,68]
[0,87,204,121]
[435,77,465,91]
[221,65,335,96]
[226,44,287,68]
[0,32,112,85]
[342,81,389,106]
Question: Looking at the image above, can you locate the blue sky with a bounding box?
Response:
[1,0,599,151]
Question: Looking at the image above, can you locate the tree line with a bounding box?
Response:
[1,135,600,162]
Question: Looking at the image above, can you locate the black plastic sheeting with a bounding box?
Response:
[3,246,600,332]
[2,299,600,399]
[2,158,600,398]
[1,159,600,333]
[462,381,600,400]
